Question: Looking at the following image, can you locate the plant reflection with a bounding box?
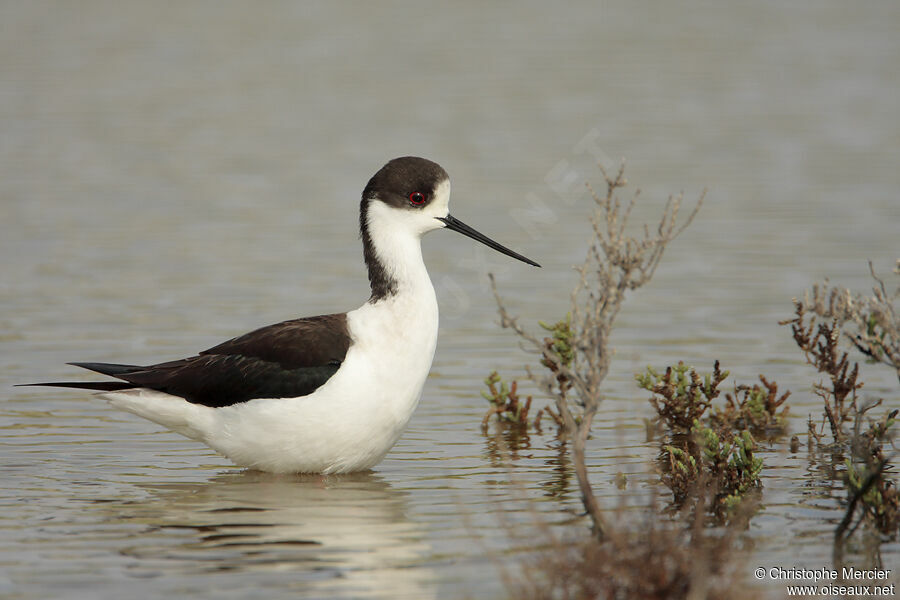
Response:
[481,424,574,501]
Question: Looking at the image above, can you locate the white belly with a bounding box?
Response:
[100,289,439,474]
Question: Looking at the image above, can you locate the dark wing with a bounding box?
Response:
[22,314,353,408]
[201,313,350,369]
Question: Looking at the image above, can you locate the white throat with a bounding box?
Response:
[365,205,433,298]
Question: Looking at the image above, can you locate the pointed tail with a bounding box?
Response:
[16,381,135,391]
[16,362,146,391]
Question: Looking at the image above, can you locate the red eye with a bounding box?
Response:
[409,192,426,206]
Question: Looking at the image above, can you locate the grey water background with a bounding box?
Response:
[2,2,898,598]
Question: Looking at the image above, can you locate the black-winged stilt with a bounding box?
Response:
[21,156,540,473]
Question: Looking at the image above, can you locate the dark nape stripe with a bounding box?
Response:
[359,198,398,302]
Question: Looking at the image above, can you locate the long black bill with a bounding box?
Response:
[436,215,541,267]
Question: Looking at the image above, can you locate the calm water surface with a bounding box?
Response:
[2,2,899,598]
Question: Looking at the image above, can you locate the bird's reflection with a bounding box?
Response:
[90,469,436,599]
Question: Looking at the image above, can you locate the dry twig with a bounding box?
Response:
[799,260,900,383]
[491,162,704,538]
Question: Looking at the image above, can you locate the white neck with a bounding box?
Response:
[363,200,437,302]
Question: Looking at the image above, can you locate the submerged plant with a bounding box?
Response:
[663,425,763,519]
[640,362,783,520]
[784,263,900,546]
[480,371,565,434]
[783,307,864,443]
[481,371,533,429]
[636,361,728,433]
[843,457,899,537]
[537,316,575,404]
[480,318,574,435]
[839,405,900,539]
[713,375,791,437]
